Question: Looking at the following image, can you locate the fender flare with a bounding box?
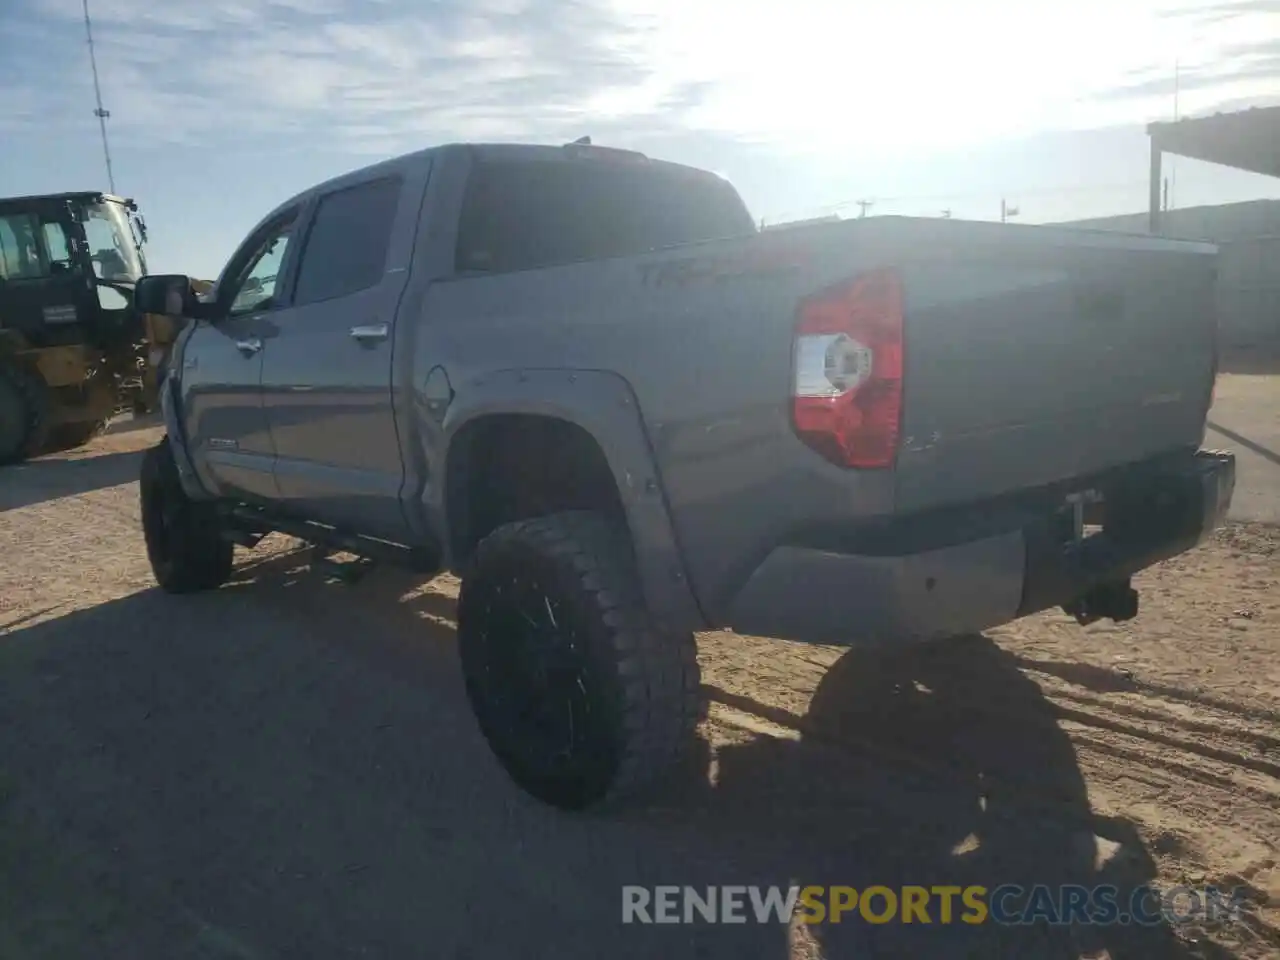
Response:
[159,372,212,501]
[436,368,706,633]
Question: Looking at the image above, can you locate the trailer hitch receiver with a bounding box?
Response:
[1063,578,1139,626]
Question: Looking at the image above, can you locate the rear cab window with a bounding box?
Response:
[454,153,756,275]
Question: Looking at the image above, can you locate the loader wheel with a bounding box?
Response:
[0,363,49,466]
[457,511,702,811]
[140,439,233,593]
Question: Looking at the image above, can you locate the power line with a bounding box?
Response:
[1170,57,1181,210]
[82,0,116,194]
[834,180,1148,210]
[769,180,1152,224]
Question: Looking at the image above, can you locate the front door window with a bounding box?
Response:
[229,227,292,316]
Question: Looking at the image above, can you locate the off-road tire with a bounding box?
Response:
[140,439,233,593]
[0,363,49,466]
[457,510,702,811]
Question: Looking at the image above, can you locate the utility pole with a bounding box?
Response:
[856,199,874,219]
[1170,58,1180,211]
[82,0,116,194]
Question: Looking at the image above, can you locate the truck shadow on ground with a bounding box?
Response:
[687,636,1242,959]
[0,553,1245,960]
[0,449,145,512]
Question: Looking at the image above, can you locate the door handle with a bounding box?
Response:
[235,337,263,356]
[350,322,389,344]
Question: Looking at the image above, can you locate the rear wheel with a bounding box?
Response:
[0,363,48,466]
[140,439,233,593]
[457,511,701,810]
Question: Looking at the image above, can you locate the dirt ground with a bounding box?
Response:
[1208,371,1280,525]
[1,421,1278,960]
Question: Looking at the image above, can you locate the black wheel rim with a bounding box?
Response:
[465,561,606,791]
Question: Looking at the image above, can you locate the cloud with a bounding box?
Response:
[10,0,677,153]
[5,0,1280,159]
[1086,2,1280,122]
[1100,47,1280,106]
[1162,0,1280,25]
[608,0,1280,151]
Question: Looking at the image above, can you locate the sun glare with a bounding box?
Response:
[604,0,1277,153]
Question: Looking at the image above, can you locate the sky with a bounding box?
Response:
[2,0,1279,277]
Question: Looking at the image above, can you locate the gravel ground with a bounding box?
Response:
[1,422,1277,960]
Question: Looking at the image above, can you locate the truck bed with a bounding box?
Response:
[423,215,1220,623]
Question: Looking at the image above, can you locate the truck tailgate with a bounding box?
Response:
[894,224,1218,512]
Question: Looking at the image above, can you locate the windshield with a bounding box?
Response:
[83,201,145,282]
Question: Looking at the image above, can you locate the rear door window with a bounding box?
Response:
[455,158,755,274]
[292,177,402,306]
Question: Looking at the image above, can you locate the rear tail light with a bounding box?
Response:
[790,267,904,468]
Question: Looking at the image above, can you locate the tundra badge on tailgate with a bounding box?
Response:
[640,247,809,288]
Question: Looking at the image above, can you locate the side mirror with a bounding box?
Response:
[135,274,203,318]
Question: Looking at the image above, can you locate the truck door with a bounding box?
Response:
[178,209,300,502]
[260,158,429,540]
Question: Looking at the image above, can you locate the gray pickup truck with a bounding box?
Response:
[134,140,1235,811]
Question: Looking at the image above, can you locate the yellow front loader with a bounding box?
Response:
[0,191,207,464]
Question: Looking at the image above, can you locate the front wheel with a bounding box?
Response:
[0,363,48,466]
[457,511,702,811]
[140,439,233,593]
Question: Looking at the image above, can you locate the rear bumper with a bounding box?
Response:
[723,450,1235,645]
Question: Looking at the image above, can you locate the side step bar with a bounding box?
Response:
[224,505,441,576]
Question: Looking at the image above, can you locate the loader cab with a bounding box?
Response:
[0,191,148,350]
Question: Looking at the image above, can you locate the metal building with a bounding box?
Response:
[1063,105,1280,350]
